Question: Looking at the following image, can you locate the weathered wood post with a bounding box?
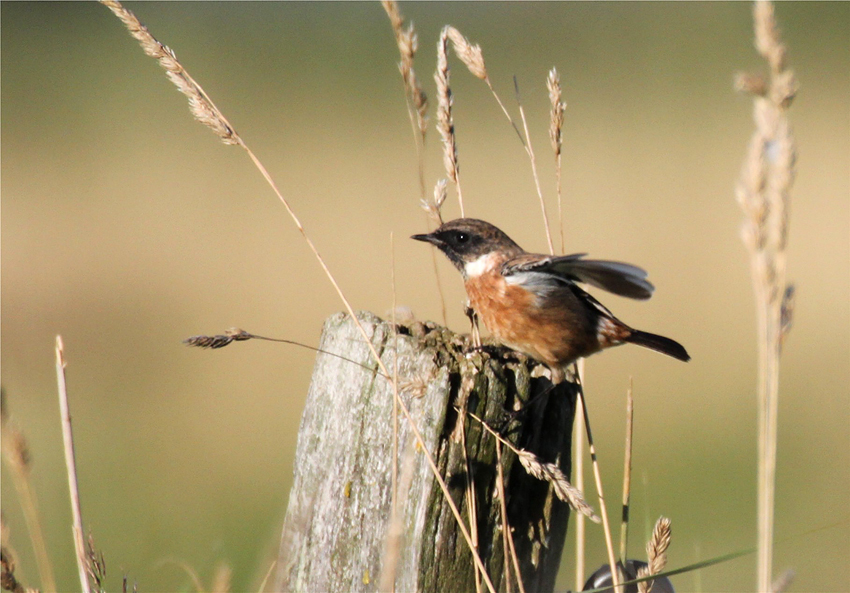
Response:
[274,311,578,593]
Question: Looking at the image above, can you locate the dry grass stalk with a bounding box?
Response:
[380,233,403,593]
[257,561,277,593]
[734,2,796,589]
[391,233,400,559]
[445,26,487,81]
[494,441,524,593]
[382,1,428,142]
[636,516,671,593]
[577,386,621,589]
[452,360,483,592]
[453,363,477,443]
[515,450,600,523]
[102,0,366,345]
[514,77,554,255]
[379,435,417,592]
[619,380,635,565]
[381,0,428,190]
[1,391,57,592]
[428,236,449,326]
[420,180,449,325]
[85,532,106,593]
[100,1,378,372]
[469,410,600,523]
[104,4,496,588]
[381,2,448,326]
[460,422,483,593]
[435,27,464,216]
[494,442,512,593]
[442,25,555,253]
[184,328,383,376]
[444,26,521,144]
[573,360,586,590]
[99,0,240,146]
[55,336,92,593]
[421,178,448,225]
[184,327,253,349]
[547,68,567,254]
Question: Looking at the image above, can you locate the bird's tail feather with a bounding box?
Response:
[626,330,690,362]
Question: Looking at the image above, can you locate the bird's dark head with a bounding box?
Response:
[411,218,524,276]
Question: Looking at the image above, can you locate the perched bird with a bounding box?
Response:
[412,218,689,383]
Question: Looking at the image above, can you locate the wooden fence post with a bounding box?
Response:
[274,311,577,592]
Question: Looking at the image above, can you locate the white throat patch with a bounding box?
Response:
[464,252,499,278]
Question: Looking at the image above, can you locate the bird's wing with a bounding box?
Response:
[503,253,654,300]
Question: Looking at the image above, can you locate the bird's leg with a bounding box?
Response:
[464,301,482,349]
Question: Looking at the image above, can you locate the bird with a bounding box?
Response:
[412,218,689,384]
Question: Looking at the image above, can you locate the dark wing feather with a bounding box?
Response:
[504,253,654,300]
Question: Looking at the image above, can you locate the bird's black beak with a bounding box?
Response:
[411,232,440,246]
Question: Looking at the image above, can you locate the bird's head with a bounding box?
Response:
[412,218,523,277]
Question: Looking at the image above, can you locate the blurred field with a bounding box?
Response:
[2,2,848,591]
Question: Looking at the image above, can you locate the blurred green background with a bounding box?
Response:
[2,2,848,591]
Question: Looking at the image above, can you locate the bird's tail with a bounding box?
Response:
[626,329,690,362]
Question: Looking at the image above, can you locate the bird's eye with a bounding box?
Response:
[455,232,469,243]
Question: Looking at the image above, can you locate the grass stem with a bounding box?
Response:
[55,336,91,593]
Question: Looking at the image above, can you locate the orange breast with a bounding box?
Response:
[465,271,601,368]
